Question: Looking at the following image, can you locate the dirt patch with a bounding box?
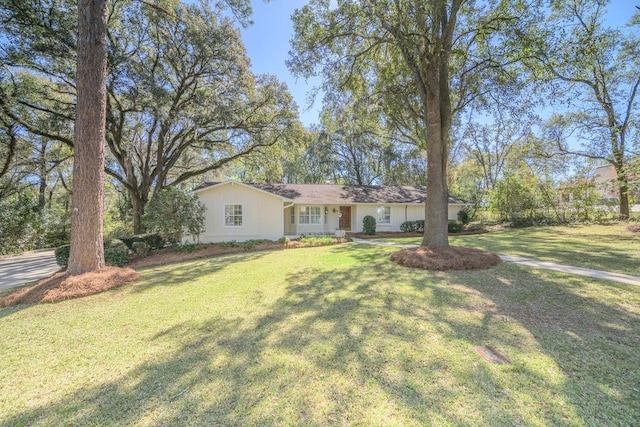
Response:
[349,229,489,239]
[390,246,501,271]
[1,267,140,307]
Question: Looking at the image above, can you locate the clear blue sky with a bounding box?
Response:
[240,0,322,128]
[239,0,636,129]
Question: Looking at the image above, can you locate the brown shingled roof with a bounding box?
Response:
[196,181,466,205]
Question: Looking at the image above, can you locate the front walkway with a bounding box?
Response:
[350,238,640,287]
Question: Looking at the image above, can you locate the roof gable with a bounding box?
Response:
[192,181,293,201]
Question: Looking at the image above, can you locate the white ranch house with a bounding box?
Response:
[192,181,467,243]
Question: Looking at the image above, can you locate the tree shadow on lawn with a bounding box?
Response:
[4,246,639,425]
[130,251,271,294]
[455,231,640,275]
[447,263,640,424]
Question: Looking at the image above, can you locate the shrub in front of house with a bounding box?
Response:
[55,242,129,268]
[448,220,464,233]
[363,215,376,235]
[117,234,165,251]
[457,208,470,225]
[400,220,425,233]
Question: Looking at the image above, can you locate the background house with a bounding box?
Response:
[193,181,467,243]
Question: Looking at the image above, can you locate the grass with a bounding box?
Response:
[375,224,640,275]
[1,239,639,425]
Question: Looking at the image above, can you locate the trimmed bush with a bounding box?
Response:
[363,215,376,235]
[400,221,414,232]
[55,242,129,268]
[104,247,129,267]
[400,220,425,233]
[448,220,464,233]
[55,244,71,268]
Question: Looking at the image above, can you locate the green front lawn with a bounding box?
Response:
[1,242,639,425]
[374,224,640,275]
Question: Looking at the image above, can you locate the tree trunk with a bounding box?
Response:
[618,177,630,220]
[67,0,108,275]
[131,191,147,235]
[421,64,450,248]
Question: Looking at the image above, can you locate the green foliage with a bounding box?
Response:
[399,220,424,233]
[299,236,334,246]
[278,237,290,244]
[144,188,206,246]
[131,241,149,257]
[0,191,41,255]
[55,244,70,268]
[448,220,464,233]
[104,248,128,267]
[457,208,470,225]
[104,238,128,251]
[489,171,539,223]
[55,243,129,268]
[362,215,376,235]
[171,243,208,253]
[218,239,271,250]
[139,234,164,250]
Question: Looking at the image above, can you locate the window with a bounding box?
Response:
[290,208,295,225]
[224,204,243,227]
[377,206,391,224]
[299,206,321,224]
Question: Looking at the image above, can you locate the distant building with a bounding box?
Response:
[594,164,619,202]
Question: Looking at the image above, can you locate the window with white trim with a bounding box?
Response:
[224,204,243,227]
[377,206,391,224]
[299,206,321,224]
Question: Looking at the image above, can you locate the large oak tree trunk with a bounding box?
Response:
[421,66,450,249]
[67,0,108,275]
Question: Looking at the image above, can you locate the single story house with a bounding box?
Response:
[192,181,467,243]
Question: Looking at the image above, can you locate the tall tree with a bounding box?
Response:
[522,0,640,218]
[1,0,296,235]
[289,0,524,247]
[67,0,109,274]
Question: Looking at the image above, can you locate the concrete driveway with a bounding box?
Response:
[0,249,60,291]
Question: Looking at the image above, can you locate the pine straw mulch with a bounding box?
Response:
[0,267,140,307]
[390,246,501,271]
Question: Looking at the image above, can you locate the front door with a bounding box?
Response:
[339,206,351,230]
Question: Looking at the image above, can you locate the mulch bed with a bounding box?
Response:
[390,246,501,271]
[0,267,140,307]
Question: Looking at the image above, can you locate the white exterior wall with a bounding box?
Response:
[353,203,465,232]
[196,183,284,243]
[287,204,351,235]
